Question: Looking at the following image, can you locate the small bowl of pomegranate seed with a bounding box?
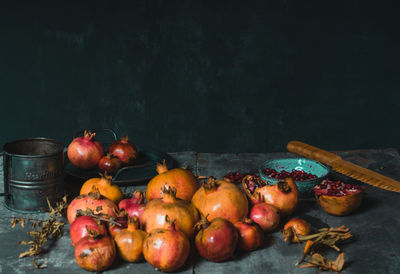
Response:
[314,179,365,216]
[259,158,330,197]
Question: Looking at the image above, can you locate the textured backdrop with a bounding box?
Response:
[0,0,399,152]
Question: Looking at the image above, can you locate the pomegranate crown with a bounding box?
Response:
[202,176,220,192]
[160,184,177,197]
[194,214,210,231]
[99,172,113,182]
[83,130,96,140]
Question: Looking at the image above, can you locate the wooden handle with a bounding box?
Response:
[286,141,342,166]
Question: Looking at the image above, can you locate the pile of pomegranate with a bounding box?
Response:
[64,163,304,272]
[264,168,317,181]
[67,131,137,173]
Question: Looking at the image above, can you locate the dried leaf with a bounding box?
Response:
[19,241,35,245]
[20,218,25,228]
[11,217,18,228]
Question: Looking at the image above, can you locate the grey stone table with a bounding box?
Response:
[0,149,400,274]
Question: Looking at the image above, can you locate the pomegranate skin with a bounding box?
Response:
[67,131,104,170]
[249,203,280,232]
[195,218,238,262]
[108,136,137,165]
[74,235,116,272]
[143,221,190,272]
[67,192,118,224]
[234,219,264,252]
[70,216,108,246]
[118,190,146,222]
[281,218,311,243]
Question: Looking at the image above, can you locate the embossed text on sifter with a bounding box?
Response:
[0,138,65,212]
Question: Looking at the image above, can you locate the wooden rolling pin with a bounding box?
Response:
[287,141,400,193]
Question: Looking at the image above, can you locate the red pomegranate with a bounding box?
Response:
[118,190,146,222]
[67,190,118,224]
[74,232,116,272]
[195,217,238,262]
[108,136,137,165]
[234,218,264,252]
[249,201,281,232]
[146,160,200,202]
[192,177,248,224]
[67,130,104,170]
[143,216,190,272]
[242,175,298,216]
[70,215,108,246]
[98,154,121,174]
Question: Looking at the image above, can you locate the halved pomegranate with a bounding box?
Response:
[314,179,364,216]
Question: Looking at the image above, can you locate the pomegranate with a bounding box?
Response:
[67,130,104,170]
[234,218,264,252]
[281,218,311,243]
[74,232,116,272]
[191,177,248,224]
[249,201,280,232]
[195,217,238,262]
[314,179,364,216]
[67,190,118,224]
[108,210,128,238]
[98,154,121,174]
[141,185,199,238]
[118,190,146,222]
[146,160,200,202]
[114,217,146,262]
[143,216,190,272]
[108,136,137,165]
[242,175,298,216]
[80,174,122,203]
[70,215,108,246]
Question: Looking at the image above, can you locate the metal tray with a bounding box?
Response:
[64,129,174,185]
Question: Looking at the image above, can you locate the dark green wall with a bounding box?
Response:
[0,0,399,152]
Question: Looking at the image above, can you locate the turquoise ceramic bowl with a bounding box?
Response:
[259,158,330,198]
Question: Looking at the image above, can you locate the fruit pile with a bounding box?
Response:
[264,168,317,181]
[67,130,137,174]
[66,163,300,272]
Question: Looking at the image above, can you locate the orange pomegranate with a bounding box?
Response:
[281,218,311,243]
[141,185,199,238]
[114,217,146,262]
[146,160,200,202]
[80,173,122,204]
[191,177,249,224]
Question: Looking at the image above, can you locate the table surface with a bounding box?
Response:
[1,149,400,274]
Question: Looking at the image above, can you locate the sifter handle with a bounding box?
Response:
[286,141,342,166]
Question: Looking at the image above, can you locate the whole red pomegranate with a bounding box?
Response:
[195,217,238,262]
[242,175,298,216]
[118,190,146,222]
[108,136,137,165]
[98,154,121,174]
[141,185,199,238]
[67,130,104,170]
[143,216,190,272]
[74,233,116,272]
[70,215,108,246]
[192,177,248,224]
[234,218,264,252]
[114,217,146,262]
[146,160,200,202]
[249,202,280,232]
[67,190,118,224]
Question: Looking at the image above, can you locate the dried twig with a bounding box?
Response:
[11,195,68,269]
